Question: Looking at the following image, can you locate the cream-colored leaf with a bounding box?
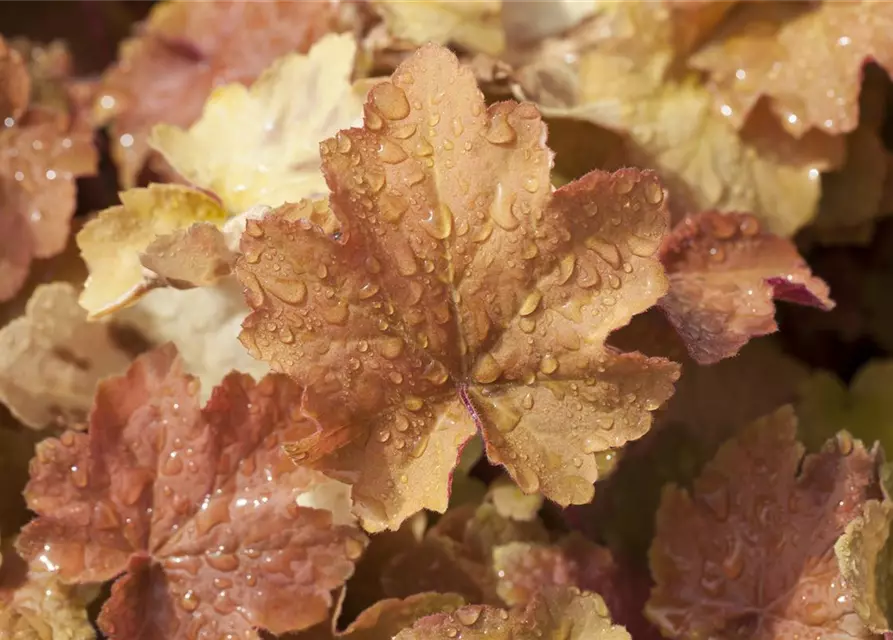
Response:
[150,33,365,214]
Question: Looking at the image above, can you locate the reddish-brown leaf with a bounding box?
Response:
[17,345,366,640]
[659,211,834,364]
[647,407,879,639]
[0,36,97,303]
[95,0,341,187]
[237,43,679,531]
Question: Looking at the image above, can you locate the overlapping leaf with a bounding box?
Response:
[647,406,879,639]
[0,282,133,430]
[94,0,341,186]
[508,4,845,236]
[17,345,366,639]
[150,33,366,214]
[0,36,97,303]
[77,184,227,318]
[394,587,630,640]
[690,1,893,136]
[659,210,833,364]
[237,43,680,532]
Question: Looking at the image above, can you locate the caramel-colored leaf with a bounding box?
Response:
[0,283,133,430]
[140,223,236,290]
[17,345,365,639]
[77,184,227,318]
[836,499,893,633]
[394,587,630,640]
[659,210,833,364]
[150,33,365,214]
[237,44,679,531]
[690,2,893,136]
[95,0,340,186]
[647,406,878,639]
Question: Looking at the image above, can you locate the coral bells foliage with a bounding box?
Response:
[16,345,367,640]
[0,36,97,303]
[236,43,680,532]
[659,211,834,364]
[647,407,880,639]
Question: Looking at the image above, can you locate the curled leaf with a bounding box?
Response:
[394,587,630,640]
[0,38,29,120]
[77,184,227,318]
[150,33,365,214]
[659,210,834,364]
[690,1,893,136]
[17,345,366,639]
[836,499,893,633]
[95,0,341,186]
[647,406,879,639]
[237,43,679,531]
[0,283,133,430]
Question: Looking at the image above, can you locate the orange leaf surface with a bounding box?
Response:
[94,0,340,187]
[0,36,97,303]
[646,407,879,639]
[237,44,680,531]
[658,211,834,364]
[690,1,893,136]
[16,345,366,640]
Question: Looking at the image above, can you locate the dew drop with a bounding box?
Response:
[586,238,622,269]
[207,552,240,572]
[514,288,545,319]
[514,466,540,493]
[557,254,576,285]
[70,465,88,488]
[414,136,434,157]
[365,106,384,131]
[521,393,534,409]
[539,354,559,375]
[456,605,482,626]
[473,353,503,384]
[372,83,410,120]
[739,214,760,236]
[179,590,200,612]
[485,113,517,144]
[379,191,409,222]
[391,123,417,140]
[614,173,635,194]
[421,204,453,239]
[378,139,408,164]
[489,183,519,230]
[163,455,183,475]
[404,396,424,412]
[644,180,664,204]
[523,176,539,193]
[379,337,405,359]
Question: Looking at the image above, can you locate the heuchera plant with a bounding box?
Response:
[5,1,893,638]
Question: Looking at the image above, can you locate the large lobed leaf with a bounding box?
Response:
[236,43,679,532]
[647,406,880,639]
[17,345,366,639]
